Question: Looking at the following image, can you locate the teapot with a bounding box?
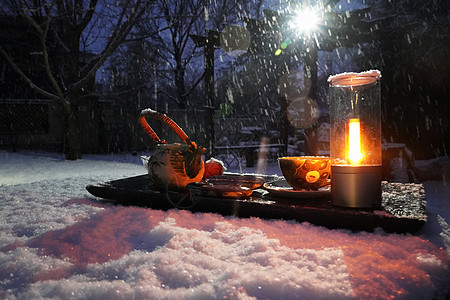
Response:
[139,109,206,189]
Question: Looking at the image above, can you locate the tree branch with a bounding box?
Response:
[0,45,58,101]
[78,0,98,33]
[157,89,182,106]
[183,70,204,98]
[75,0,155,89]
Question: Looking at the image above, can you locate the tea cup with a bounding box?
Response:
[278,156,331,190]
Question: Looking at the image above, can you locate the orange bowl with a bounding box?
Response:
[278,156,331,190]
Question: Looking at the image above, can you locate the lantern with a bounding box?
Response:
[328,70,382,208]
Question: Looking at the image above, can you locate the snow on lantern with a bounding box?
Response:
[328,70,382,208]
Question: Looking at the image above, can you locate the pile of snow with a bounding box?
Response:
[1,151,449,299]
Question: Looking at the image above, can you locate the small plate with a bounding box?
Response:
[206,174,265,190]
[187,181,253,199]
[263,179,331,199]
[187,174,265,199]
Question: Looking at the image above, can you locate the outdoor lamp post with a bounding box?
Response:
[328,70,382,208]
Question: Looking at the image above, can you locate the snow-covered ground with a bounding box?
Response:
[1,151,449,299]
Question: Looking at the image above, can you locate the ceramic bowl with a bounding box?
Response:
[278,156,331,190]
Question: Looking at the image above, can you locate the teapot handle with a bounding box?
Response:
[139,109,197,149]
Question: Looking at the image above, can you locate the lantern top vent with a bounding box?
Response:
[328,70,381,87]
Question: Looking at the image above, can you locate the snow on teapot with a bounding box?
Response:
[139,109,205,189]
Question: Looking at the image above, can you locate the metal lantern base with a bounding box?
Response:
[331,165,382,209]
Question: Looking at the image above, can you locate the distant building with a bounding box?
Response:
[0,15,102,153]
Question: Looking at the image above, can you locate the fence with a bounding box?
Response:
[0,102,290,161]
[0,99,64,151]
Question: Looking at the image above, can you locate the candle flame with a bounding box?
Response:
[348,118,363,165]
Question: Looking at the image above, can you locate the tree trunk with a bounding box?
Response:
[174,68,187,109]
[65,111,82,160]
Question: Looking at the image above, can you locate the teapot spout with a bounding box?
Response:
[140,155,150,172]
[185,147,206,179]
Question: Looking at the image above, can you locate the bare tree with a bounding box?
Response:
[143,0,208,108]
[135,0,269,109]
[0,0,154,159]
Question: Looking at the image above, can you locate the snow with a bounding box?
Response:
[1,151,449,299]
[327,70,381,83]
[333,0,369,13]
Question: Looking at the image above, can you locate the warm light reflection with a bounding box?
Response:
[348,118,363,165]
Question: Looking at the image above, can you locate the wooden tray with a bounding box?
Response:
[86,174,426,233]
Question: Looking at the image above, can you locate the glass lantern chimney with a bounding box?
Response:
[328,70,382,208]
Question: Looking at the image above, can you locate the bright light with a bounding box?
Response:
[348,118,363,165]
[292,7,320,33]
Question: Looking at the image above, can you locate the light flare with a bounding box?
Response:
[291,7,320,33]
